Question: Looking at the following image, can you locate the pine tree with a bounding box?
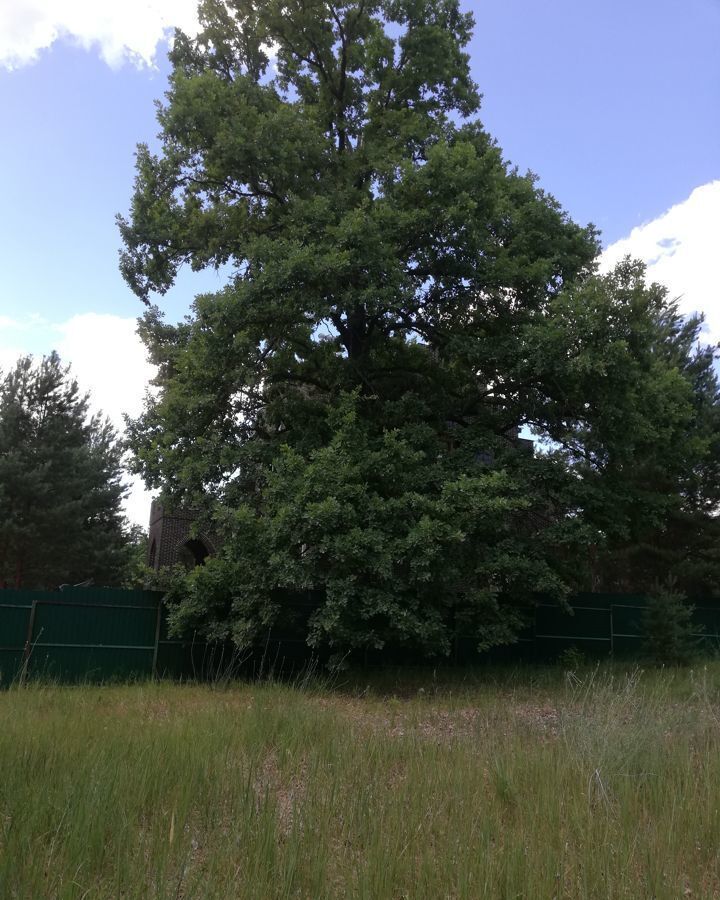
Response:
[643,577,699,666]
[0,353,132,589]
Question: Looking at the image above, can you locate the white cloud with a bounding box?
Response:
[0,314,48,372]
[0,312,156,527]
[54,313,152,426]
[0,0,201,70]
[53,313,157,528]
[600,181,720,346]
[0,344,26,372]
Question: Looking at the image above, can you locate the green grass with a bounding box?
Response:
[2,664,720,898]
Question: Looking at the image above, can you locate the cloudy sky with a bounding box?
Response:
[0,0,718,526]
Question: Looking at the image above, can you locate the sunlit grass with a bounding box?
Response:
[2,664,720,898]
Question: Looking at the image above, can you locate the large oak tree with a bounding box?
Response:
[120,0,720,659]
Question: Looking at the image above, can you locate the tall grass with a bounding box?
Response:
[1,665,720,898]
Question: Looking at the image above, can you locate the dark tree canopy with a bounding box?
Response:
[119,0,720,659]
[0,353,133,589]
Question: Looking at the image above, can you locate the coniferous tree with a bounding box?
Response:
[643,577,699,666]
[0,353,133,589]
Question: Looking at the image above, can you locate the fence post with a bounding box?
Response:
[151,598,163,679]
[19,598,38,686]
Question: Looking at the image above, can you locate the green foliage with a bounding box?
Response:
[557,646,587,670]
[119,0,720,658]
[165,392,569,657]
[643,578,700,666]
[120,524,152,589]
[0,352,134,589]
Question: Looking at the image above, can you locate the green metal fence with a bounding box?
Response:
[2,588,720,683]
[443,593,720,665]
[0,587,217,684]
[528,593,720,660]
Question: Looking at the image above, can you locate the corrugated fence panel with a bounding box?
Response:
[33,588,162,681]
[612,603,646,636]
[0,603,31,646]
[30,647,155,682]
[536,604,612,638]
[0,591,34,684]
[534,602,612,659]
[0,590,41,608]
[610,602,645,657]
[0,650,23,682]
[692,605,720,654]
[55,587,161,607]
[155,640,232,680]
[2,588,720,681]
[571,594,614,609]
[0,587,166,683]
[32,601,158,648]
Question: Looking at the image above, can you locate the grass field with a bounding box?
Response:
[2,664,720,899]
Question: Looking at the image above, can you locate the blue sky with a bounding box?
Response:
[0,0,718,524]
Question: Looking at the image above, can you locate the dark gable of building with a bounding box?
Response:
[147,500,217,571]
